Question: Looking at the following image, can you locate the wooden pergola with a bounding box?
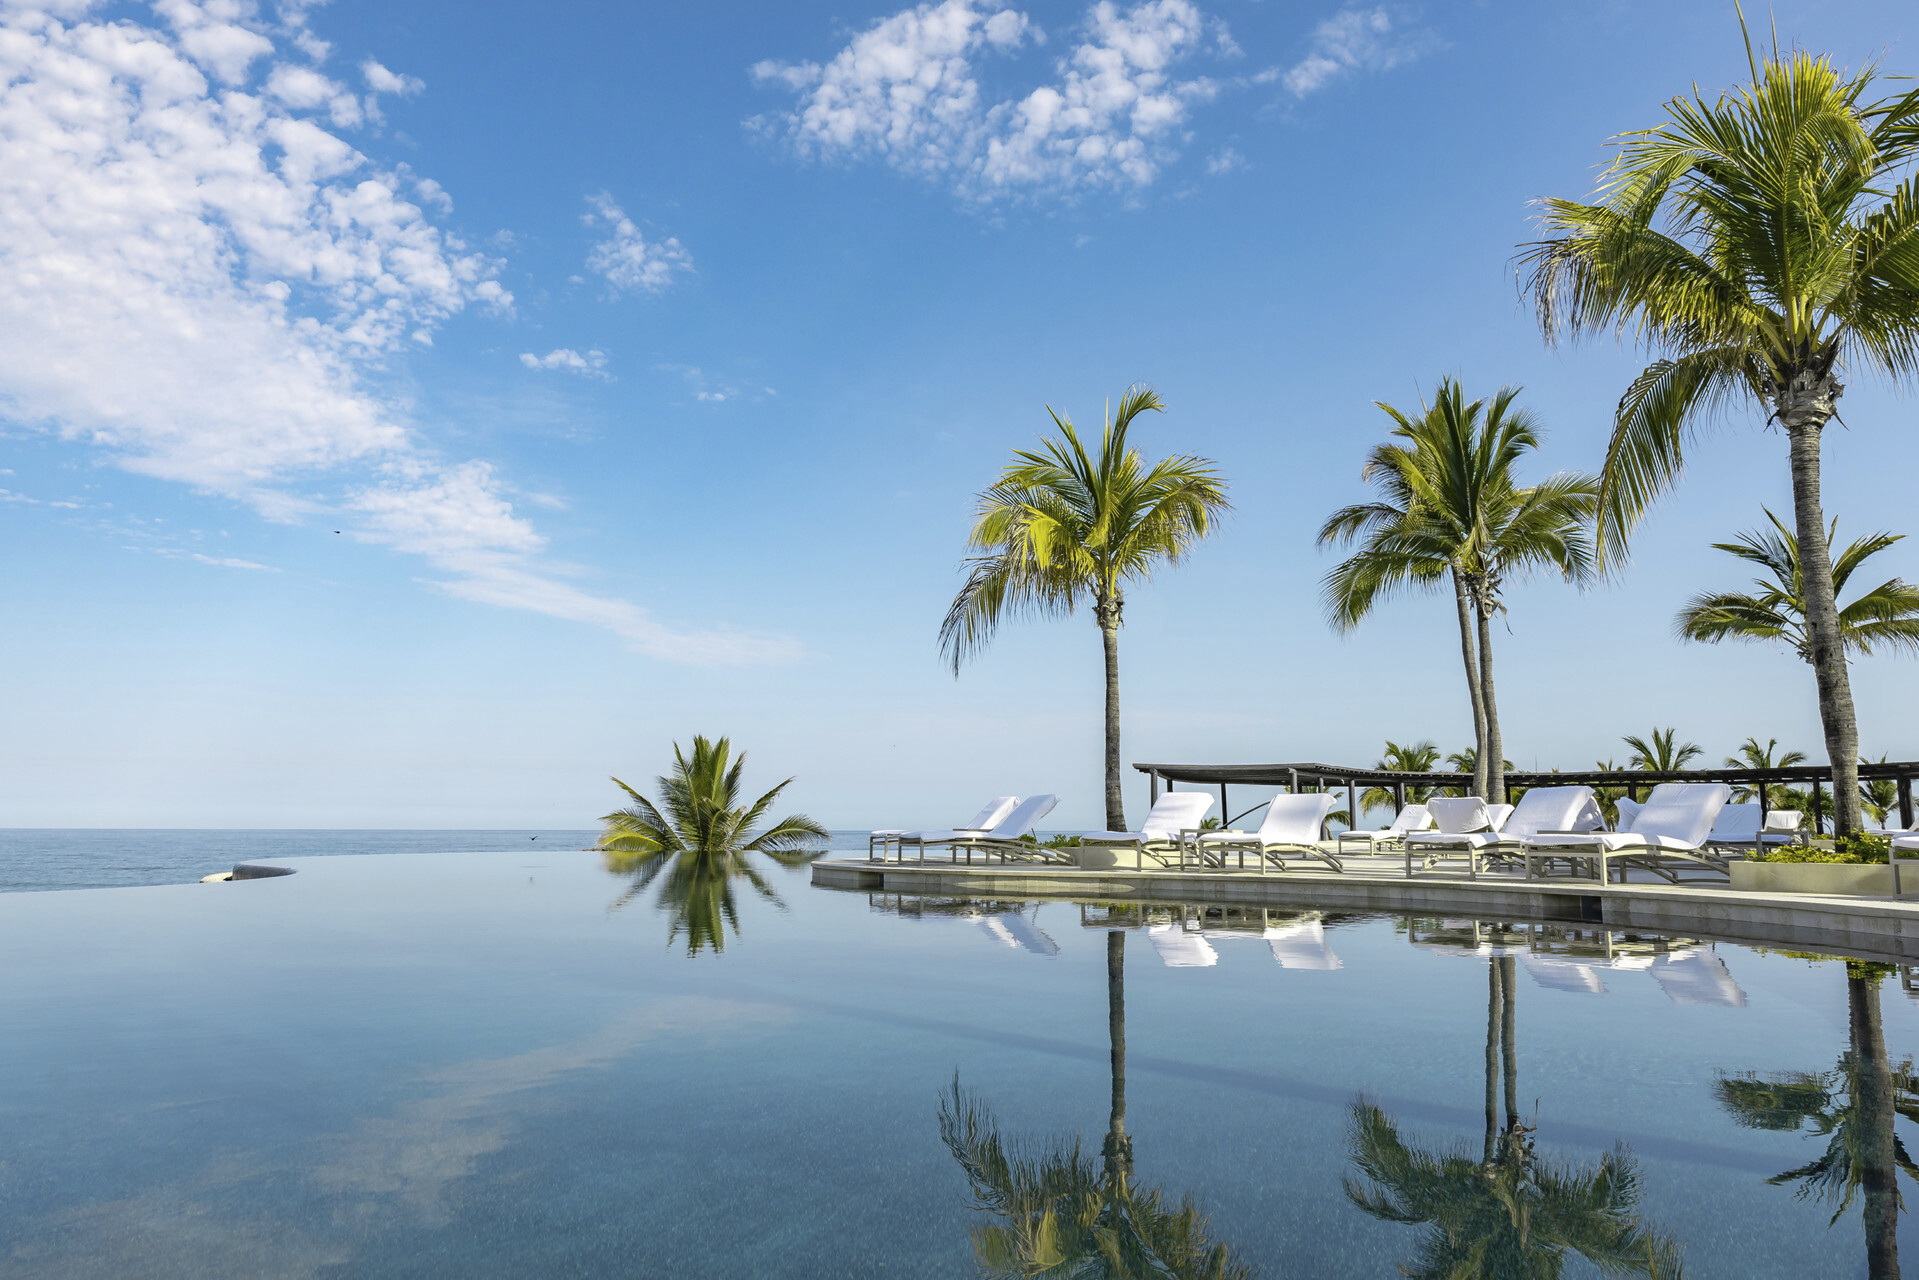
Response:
[1134,759,1919,836]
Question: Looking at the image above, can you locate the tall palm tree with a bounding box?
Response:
[1346,956,1684,1278]
[1321,379,1597,804]
[597,735,827,955]
[1521,38,1919,834]
[1715,962,1919,1279]
[938,931,1254,1279]
[1677,511,1919,664]
[1623,728,1702,774]
[1725,737,1809,803]
[941,388,1230,831]
[1362,739,1442,814]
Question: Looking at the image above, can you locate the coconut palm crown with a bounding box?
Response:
[1520,36,1919,833]
[1320,379,1596,803]
[1623,728,1703,774]
[939,386,1229,831]
[598,735,826,955]
[1676,510,1919,662]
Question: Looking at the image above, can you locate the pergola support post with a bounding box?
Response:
[1900,776,1913,831]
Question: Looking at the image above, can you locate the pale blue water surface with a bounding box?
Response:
[0,847,1914,1278]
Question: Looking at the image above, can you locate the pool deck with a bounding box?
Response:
[811,850,1919,962]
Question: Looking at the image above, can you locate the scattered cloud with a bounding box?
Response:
[1204,146,1243,174]
[519,348,610,378]
[584,193,694,294]
[0,1,784,665]
[751,0,1230,201]
[1277,6,1441,98]
[656,364,774,405]
[362,59,423,97]
[191,553,278,571]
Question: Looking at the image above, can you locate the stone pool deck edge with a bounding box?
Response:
[810,857,1919,963]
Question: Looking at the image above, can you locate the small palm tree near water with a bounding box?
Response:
[1725,738,1808,803]
[1361,739,1442,816]
[597,735,826,956]
[1676,512,1919,665]
[940,387,1230,831]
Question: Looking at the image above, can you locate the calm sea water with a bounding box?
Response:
[0,830,876,892]
[0,848,1913,1278]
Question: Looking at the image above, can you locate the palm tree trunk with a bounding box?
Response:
[1454,570,1489,800]
[1849,967,1900,1280]
[1484,960,1501,1163]
[1104,930,1133,1194]
[1100,607,1125,833]
[1786,420,1863,833]
[1476,603,1506,807]
[1499,954,1519,1129]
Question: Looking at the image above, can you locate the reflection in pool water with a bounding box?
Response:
[941,931,1254,1279]
[1715,960,1917,1279]
[5,852,1919,1278]
[1345,954,1684,1279]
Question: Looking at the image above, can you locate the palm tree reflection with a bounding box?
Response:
[1716,961,1919,1279]
[939,931,1255,1279]
[1345,956,1684,1278]
[597,735,826,955]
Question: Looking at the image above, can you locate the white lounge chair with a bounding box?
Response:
[1702,803,1762,852]
[1336,803,1433,855]
[1076,792,1215,870]
[904,794,1061,864]
[1188,792,1341,872]
[1614,797,1642,831]
[1762,810,1805,846]
[1525,783,1731,884]
[1404,787,1599,879]
[1147,924,1219,967]
[873,796,1017,860]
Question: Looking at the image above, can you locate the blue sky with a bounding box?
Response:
[0,0,1914,829]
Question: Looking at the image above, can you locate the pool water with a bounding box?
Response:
[0,848,1913,1278]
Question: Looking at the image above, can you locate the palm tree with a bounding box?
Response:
[1590,759,1630,828]
[1346,956,1684,1277]
[1725,737,1808,803]
[938,931,1254,1279]
[597,735,827,955]
[1362,739,1443,815]
[1623,728,1702,775]
[1321,379,1597,805]
[1715,962,1919,1279]
[1677,511,1919,665]
[1445,747,1517,800]
[1521,38,1919,834]
[1862,757,1899,827]
[940,387,1230,831]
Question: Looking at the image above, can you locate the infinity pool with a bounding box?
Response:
[0,849,1912,1278]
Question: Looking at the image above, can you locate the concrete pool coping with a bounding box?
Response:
[810,856,1919,963]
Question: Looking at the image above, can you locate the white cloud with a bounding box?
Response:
[519,348,610,377]
[0,1,781,665]
[361,59,422,96]
[1279,7,1440,98]
[753,0,1227,201]
[191,552,277,570]
[1204,145,1242,174]
[583,193,693,294]
[656,364,774,405]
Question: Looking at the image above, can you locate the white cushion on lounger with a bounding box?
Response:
[1528,832,1718,852]
[1081,792,1213,843]
[1341,804,1433,845]
[1195,792,1336,847]
[1420,797,1493,835]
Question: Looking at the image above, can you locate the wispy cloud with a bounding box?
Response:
[584,194,694,294]
[656,365,774,405]
[519,348,610,378]
[1274,7,1441,98]
[0,1,780,664]
[751,0,1231,202]
[190,553,278,571]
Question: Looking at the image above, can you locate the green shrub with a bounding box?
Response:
[1755,831,1891,864]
